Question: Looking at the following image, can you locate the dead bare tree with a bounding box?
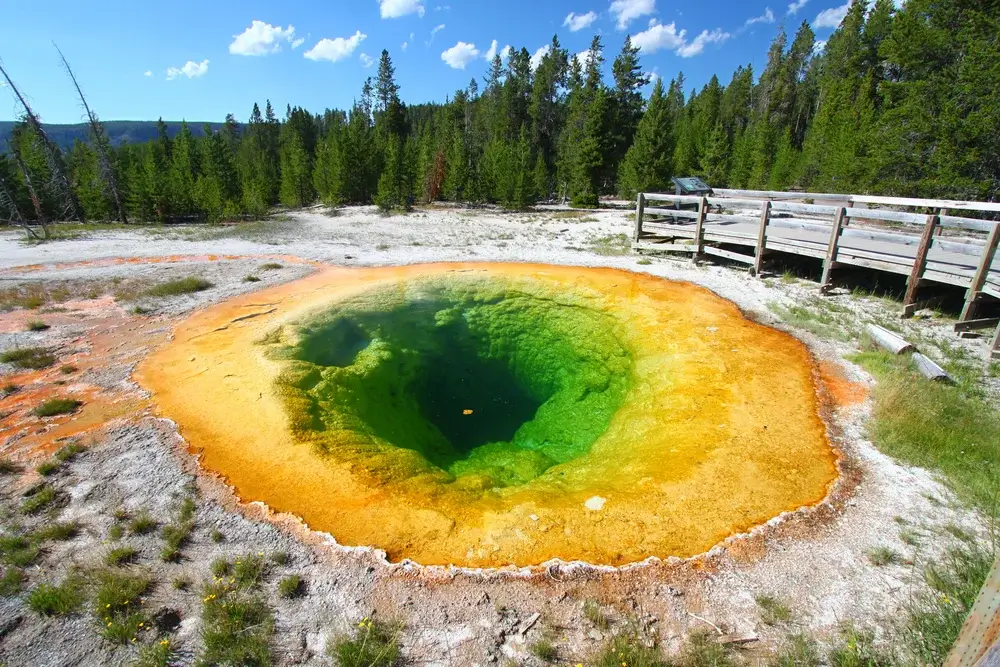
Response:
[0,57,84,223]
[54,43,127,223]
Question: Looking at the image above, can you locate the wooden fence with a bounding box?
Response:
[632,188,1000,360]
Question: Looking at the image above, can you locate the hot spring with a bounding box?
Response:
[138,263,838,567]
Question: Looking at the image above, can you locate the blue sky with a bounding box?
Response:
[0,0,854,124]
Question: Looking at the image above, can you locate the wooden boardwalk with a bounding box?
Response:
[632,188,1000,359]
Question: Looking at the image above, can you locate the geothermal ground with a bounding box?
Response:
[0,205,994,666]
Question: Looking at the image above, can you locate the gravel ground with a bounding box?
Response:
[0,205,994,666]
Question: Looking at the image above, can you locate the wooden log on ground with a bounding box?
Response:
[865,324,914,354]
[912,353,953,383]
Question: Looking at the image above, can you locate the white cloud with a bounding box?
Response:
[676,28,730,57]
[379,0,425,18]
[500,45,512,61]
[428,23,446,44]
[292,38,305,49]
[632,20,686,54]
[574,50,592,69]
[229,21,297,56]
[360,52,374,68]
[813,39,827,53]
[143,70,152,77]
[441,41,480,69]
[609,0,655,30]
[746,7,775,25]
[166,60,209,80]
[814,1,849,28]
[402,41,409,51]
[564,11,599,32]
[484,39,498,60]
[787,0,808,14]
[304,31,367,62]
[530,45,551,71]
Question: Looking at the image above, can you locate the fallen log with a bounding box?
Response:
[865,324,914,355]
[913,353,953,383]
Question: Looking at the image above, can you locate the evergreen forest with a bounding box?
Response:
[1,0,997,225]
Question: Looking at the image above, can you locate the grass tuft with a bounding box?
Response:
[868,546,903,567]
[259,263,283,271]
[329,618,401,667]
[160,497,196,562]
[0,458,23,474]
[36,460,61,476]
[26,320,50,331]
[756,594,793,625]
[1,346,56,370]
[134,638,177,667]
[22,484,59,513]
[1,567,25,596]
[34,398,82,417]
[584,599,610,630]
[93,570,153,643]
[243,275,261,283]
[141,277,213,298]
[530,637,558,662]
[277,574,303,599]
[26,577,86,615]
[59,364,77,374]
[105,545,140,567]
[591,634,667,667]
[129,511,159,536]
[55,442,86,461]
[198,580,274,667]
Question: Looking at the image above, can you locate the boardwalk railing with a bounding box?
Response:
[632,188,1000,359]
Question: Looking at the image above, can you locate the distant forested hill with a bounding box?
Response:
[0,120,226,151]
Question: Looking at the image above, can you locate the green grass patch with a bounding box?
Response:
[848,349,1000,510]
[756,594,793,625]
[26,320,50,331]
[259,263,283,271]
[133,638,177,667]
[141,277,214,298]
[243,275,261,283]
[868,546,903,566]
[277,574,303,598]
[269,550,288,565]
[1,346,56,370]
[636,258,652,265]
[587,233,631,256]
[210,529,225,543]
[160,497,196,562]
[55,442,86,461]
[36,460,61,476]
[591,633,667,667]
[772,634,821,667]
[21,484,59,513]
[583,599,610,630]
[769,297,855,341]
[59,364,77,374]
[105,545,139,567]
[0,534,41,567]
[328,618,401,667]
[34,398,82,417]
[93,570,153,643]
[198,581,274,667]
[1,383,18,397]
[35,521,80,541]
[129,511,158,535]
[530,637,558,662]
[27,576,86,616]
[0,567,25,596]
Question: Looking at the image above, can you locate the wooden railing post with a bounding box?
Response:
[959,222,1000,322]
[633,193,646,245]
[820,207,847,293]
[694,196,708,259]
[902,212,940,317]
[753,200,772,275]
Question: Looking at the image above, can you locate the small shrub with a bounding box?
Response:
[59,364,77,374]
[26,320,50,331]
[869,547,902,567]
[211,557,231,579]
[105,545,139,567]
[55,442,86,461]
[1,567,25,596]
[172,576,191,591]
[109,524,125,541]
[270,550,288,566]
[34,398,82,417]
[22,484,59,513]
[329,618,401,667]
[232,553,267,589]
[210,529,225,543]
[259,263,283,271]
[93,571,152,643]
[132,306,152,315]
[243,275,261,283]
[27,577,85,615]
[129,511,159,536]
[36,460,62,476]
[142,277,213,298]
[591,634,667,667]
[756,594,793,625]
[530,638,558,662]
[1,347,56,370]
[278,574,303,599]
[0,458,22,474]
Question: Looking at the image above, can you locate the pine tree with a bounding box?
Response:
[618,79,673,200]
